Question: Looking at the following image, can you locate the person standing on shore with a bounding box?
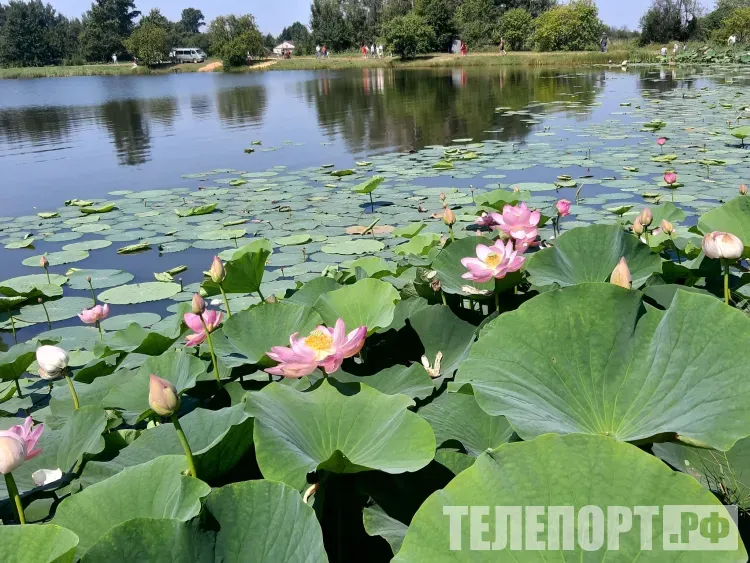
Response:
[316,44,321,59]
[377,44,383,58]
[361,44,367,58]
[600,34,608,53]
[112,53,118,65]
[370,43,375,58]
[499,37,506,56]
[460,42,467,56]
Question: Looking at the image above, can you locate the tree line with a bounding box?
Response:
[640,0,750,46]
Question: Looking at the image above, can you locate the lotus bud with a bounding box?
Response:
[443,207,456,226]
[209,256,226,283]
[513,185,520,193]
[661,219,674,235]
[39,256,49,269]
[740,184,748,195]
[702,231,744,260]
[632,217,644,236]
[86,275,92,282]
[663,171,677,185]
[610,257,632,289]
[439,192,446,202]
[36,345,69,380]
[265,295,278,304]
[191,293,206,315]
[0,435,26,474]
[657,137,667,146]
[149,374,180,417]
[638,208,653,227]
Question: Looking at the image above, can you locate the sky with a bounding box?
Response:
[50,0,717,36]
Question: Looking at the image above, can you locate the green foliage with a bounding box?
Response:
[383,13,435,59]
[414,0,457,52]
[278,20,314,55]
[640,0,701,45]
[208,14,265,65]
[178,7,205,34]
[124,22,168,66]
[717,7,750,42]
[0,0,71,67]
[497,7,533,50]
[79,0,140,62]
[310,0,349,51]
[454,0,498,47]
[532,0,603,51]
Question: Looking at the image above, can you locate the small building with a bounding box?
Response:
[273,41,295,56]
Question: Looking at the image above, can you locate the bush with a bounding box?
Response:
[717,7,750,43]
[497,8,533,51]
[220,32,264,67]
[383,13,435,58]
[454,0,498,47]
[532,0,603,51]
[124,22,168,66]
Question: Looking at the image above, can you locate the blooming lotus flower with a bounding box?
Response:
[610,257,632,289]
[490,202,541,242]
[183,309,223,347]
[664,171,677,185]
[78,303,110,324]
[420,352,443,378]
[209,256,226,283]
[0,417,43,474]
[474,212,496,227]
[702,231,744,260]
[32,468,62,486]
[36,345,69,380]
[556,199,571,217]
[149,374,180,416]
[461,240,525,283]
[265,319,367,378]
[657,137,667,146]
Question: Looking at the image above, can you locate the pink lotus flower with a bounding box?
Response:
[490,202,540,242]
[265,319,367,378]
[78,304,110,324]
[556,199,571,217]
[461,240,525,283]
[657,137,667,146]
[474,212,496,227]
[0,417,43,474]
[664,171,677,185]
[183,309,223,347]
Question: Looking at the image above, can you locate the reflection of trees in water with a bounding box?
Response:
[0,105,84,148]
[143,97,179,128]
[215,86,268,128]
[299,67,604,153]
[635,67,705,95]
[99,100,151,166]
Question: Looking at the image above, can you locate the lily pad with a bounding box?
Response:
[18,297,93,323]
[98,282,180,305]
[321,239,385,255]
[66,269,134,290]
[314,278,400,333]
[23,250,89,267]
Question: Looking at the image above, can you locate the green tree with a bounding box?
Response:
[0,0,64,66]
[79,0,140,61]
[278,21,313,54]
[263,32,276,51]
[718,6,750,42]
[415,0,457,52]
[220,32,264,67]
[383,12,435,58]
[310,0,348,51]
[639,0,701,45]
[208,14,265,65]
[533,0,603,51]
[455,0,498,47]
[497,7,533,50]
[504,0,556,18]
[179,8,204,34]
[124,21,168,65]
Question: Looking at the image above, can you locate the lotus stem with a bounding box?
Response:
[14,379,23,399]
[257,288,265,301]
[448,225,455,242]
[219,284,232,317]
[723,259,731,306]
[96,321,103,340]
[43,266,50,284]
[171,414,197,478]
[369,192,374,213]
[39,300,51,330]
[87,279,97,307]
[670,238,682,263]
[8,312,16,344]
[644,230,650,246]
[494,291,499,313]
[4,473,25,525]
[199,316,221,388]
[440,290,447,307]
[65,371,80,410]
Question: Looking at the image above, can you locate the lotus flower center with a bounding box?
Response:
[305,330,335,360]
[484,252,501,269]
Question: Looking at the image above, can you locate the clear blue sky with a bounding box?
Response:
[50,0,716,36]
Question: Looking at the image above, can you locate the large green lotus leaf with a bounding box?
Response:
[0,524,79,563]
[97,323,177,355]
[314,278,400,334]
[363,505,408,556]
[648,202,686,225]
[333,364,434,400]
[100,312,161,331]
[205,480,328,563]
[474,187,529,209]
[79,404,252,487]
[654,438,750,509]
[82,518,214,563]
[202,239,272,296]
[393,434,746,562]
[525,224,662,288]
[0,340,40,383]
[409,305,475,377]
[321,239,385,255]
[698,196,750,249]
[432,236,496,297]
[456,283,750,450]
[52,455,210,557]
[352,175,384,194]
[22,250,89,267]
[287,277,341,307]
[222,302,322,366]
[66,269,134,290]
[418,392,514,457]
[246,379,436,490]
[18,297,92,323]
[0,274,67,298]
[98,282,180,304]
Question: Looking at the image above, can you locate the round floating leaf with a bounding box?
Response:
[432,236,496,297]
[393,434,746,562]
[275,234,312,246]
[205,480,327,563]
[0,524,79,563]
[4,237,34,249]
[66,269,134,290]
[18,297,93,323]
[321,239,385,255]
[223,301,323,366]
[100,312,161,331]
[22,250,89,267]
[698,196,750,249]
[314,278,400,333]
[62,240,112,251]
[247,379,436,490]
[456,283,750,450]
[525,224,662,288]
[333,364,434,400]
[0,274,67,297]
[98,282,180,304]
[52,456,210,558]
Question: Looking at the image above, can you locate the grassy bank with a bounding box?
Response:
[0,58,219,79]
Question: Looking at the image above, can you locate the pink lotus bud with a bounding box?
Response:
[40,256,49,268]
[209,256,226,283]
[639,208,653,227]
[740,184,748,195]
[439,192,446,202]
[702,231,744,260]
[191,293,206,315]
[660,219,674,235]
[512,185,520,193]
[86,275,92,282]
[657,137,667,146]
[443,207,456,226]
[610,257,632,289]
[632,217,644,236]
[149,374,180,417]
[556,199,571,217]
[663,171,677,185]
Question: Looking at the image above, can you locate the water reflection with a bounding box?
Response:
[215,85,268,128]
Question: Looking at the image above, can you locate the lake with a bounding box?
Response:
[0,65,744,346]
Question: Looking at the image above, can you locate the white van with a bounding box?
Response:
[171,48,207,63]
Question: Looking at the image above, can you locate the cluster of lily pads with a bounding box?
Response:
[1,69,750,561]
